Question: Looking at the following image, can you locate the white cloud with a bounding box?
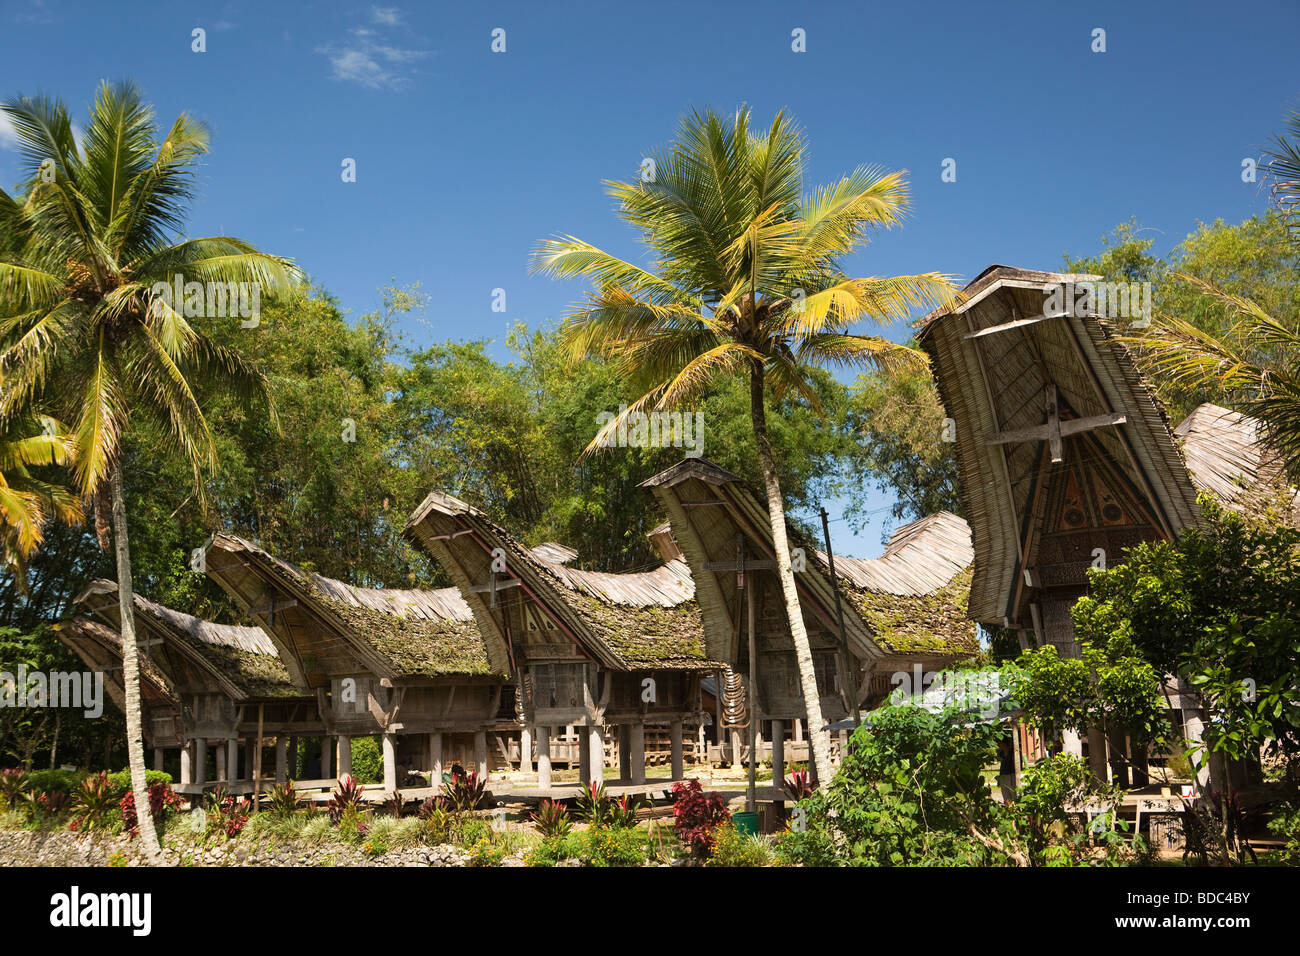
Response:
[317,9,426,90]
[0,111,16,150]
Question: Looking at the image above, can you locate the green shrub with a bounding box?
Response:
[27,768,79,795]
[707,824,772,867]
[525,832,583,867]
[1267,805,1300,865]
[455,817,492,847]
[582,825,646,867]
[349,737,383,784]
[418,798,457,844]
[466,836,507,867]
[106,769,172,794]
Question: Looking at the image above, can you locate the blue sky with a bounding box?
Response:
[2,0,1297,557]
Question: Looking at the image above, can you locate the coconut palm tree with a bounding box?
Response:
[532,107,958,784]
[0,80,301,858]
[1131,111,1300,477]
[0,413,79,581]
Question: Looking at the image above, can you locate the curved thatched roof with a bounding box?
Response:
[404,491,714,672]
[1175,403,1300,524]
[641,458,978,663]
[918,265,1203,627]
[70,580,300,700]
[827,513,979,657]
[54,616,177,707]
[203,532,502,683]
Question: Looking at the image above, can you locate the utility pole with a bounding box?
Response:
[820,506,860,728]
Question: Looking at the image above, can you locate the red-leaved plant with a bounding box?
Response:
[670,778,730,857]
[119,781,183,838]
[783,770,816,801]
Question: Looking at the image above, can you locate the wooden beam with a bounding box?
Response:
[964,310,1071,339]
[702,558,777,571]
[466,579,523,594]
[985,412,1127,454]
[247,597,298,616]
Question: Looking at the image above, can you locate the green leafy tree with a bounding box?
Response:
[0,81,301,857]
[531,107,957,782]
[844,353,962,530]
[776,696,1143,867]
[1069,497,1300,781]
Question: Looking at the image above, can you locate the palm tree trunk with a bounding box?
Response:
[109,464,162,860]
[749,364,833,785]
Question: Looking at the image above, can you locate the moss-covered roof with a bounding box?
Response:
[229,535,504,680]
[561,586,714,670]
[309,589,497,678]
[850,566,979,657]
[405,491,718,672]
[73,582,303,700]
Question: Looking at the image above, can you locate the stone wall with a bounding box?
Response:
[0,827,484,867]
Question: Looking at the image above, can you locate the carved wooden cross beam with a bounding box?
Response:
[467,574,521,608]
[984,385,1126,463]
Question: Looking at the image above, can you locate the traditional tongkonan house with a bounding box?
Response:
[57,580,320,794]
[202,532,515,793]
[402,491,717,790]
[917,265,1217,782]
[640,458,979,785]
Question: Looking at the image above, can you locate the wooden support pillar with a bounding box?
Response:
[179,740,193,787]
[382,733,397,793]
[254,705,264,792]
[519,726,533,774]
[537,727,552,791]
[215,742,227,783]
[670,720,684,780]
[793,719,803,742]
[1086,726,1108,784]
[244,739,256,784]
[195,738,208,786]
[1107,726,1130,787]
[578,728,591,782]
[629,722,646,785]
[771,719,785,789]
[473,731,488,780]
[153,748,163,773]
[287,736,298,780]
[587,725,604,784]
[274,736,288,785]
[320,735,332,779]
[428,732,443,785]
[746,580,757,814]
[618,725,632,781]
[337,736,352,778]
[227,740,239,783]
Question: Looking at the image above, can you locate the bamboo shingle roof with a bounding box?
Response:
[917,265,1203,626]
[641,458,979,662]
[403,491,714,671]
[1175,403,1300,523]
[203,532,501,683]
[54,616,177,706]
[70,580,301,700]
